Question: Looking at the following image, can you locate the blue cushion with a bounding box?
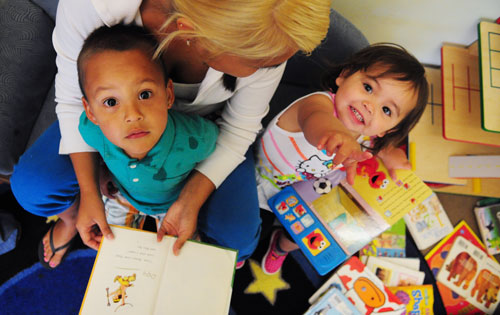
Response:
[31,0,59,20]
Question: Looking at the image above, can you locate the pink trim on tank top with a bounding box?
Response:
[327,91,338,118]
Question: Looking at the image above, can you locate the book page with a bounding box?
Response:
[80,226,171,314]
[153,239,237,315]
[344,157,432,226]
[404,193,453,250]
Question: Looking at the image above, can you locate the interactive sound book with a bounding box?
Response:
[268,156,433,275]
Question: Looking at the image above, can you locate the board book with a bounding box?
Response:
[404,192,453,250]
[303,286,361,315]
[307,256,406,315]
[425,220,490,315]
[388,285,434,315]
[268,156,433,275]
[359,218,406,258]
[364,256,425,287]
[475,202,500,255]
[478,21,500,133]
[79,225,237,315]
[360,256,420,271]
[437,236,500,314]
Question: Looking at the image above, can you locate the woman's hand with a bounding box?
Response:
[157,170,215,255]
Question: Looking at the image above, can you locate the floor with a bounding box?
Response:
[0,181,491,314]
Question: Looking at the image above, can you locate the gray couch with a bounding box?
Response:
[0,0,368,178]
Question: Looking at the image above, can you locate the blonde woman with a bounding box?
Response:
[11,0,332,269]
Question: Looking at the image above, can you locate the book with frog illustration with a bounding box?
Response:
[80,225,237,315]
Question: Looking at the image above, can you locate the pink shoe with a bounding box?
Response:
[236,260,245,269]
[262,229,288,275]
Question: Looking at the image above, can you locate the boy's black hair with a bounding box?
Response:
[322,43,429,154]
[77,24,168,98]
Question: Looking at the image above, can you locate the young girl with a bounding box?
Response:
[255,44,429,274]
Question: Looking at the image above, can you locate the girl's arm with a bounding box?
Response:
[376,145,411,181]
[296,94,372,184]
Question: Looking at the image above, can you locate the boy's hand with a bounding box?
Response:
[156,171,214,255]
[377,146,411,181]
[76,191,114,250]
[157,200,198,255]
[317,132,372,185]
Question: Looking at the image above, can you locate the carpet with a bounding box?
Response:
[0,249,96,314]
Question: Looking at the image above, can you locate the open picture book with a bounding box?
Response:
[268,156,433,275]
[79,225,237,315]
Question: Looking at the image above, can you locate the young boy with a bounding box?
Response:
[77,24,218,240]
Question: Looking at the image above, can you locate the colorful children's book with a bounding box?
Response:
[388,285,434,315]
[474,202,500,255]
[308,256,406,315]
[404,192,454,250]
[303,286,361,315]
[359,219,406,258]
[360,256,421,272]
[364,256,425,287]
[437,236,500,314]
[79,225,237,315]
[268,156,433,275]
[425,220,490,315]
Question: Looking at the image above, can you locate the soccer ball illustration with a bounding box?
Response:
[313,177,332,195]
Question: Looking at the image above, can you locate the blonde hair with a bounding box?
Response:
[156,0,331,60]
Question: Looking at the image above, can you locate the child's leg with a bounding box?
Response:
[278,230,300,252]
[196,149,262,263]
[11,122,80,268]
[103,193,145,229]
[262,227,298,274]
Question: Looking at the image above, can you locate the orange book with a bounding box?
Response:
[425,221,492,314]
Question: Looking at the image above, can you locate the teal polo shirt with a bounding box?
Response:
[79,110,218,215]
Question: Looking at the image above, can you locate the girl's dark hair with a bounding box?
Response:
[322,43,429,154]
[77,24,168,98]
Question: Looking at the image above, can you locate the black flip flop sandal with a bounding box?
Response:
[37,221,76,269]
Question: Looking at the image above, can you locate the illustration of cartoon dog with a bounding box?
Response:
[445,252,477,289]
[470,269,500,308]
[106,273,136,311]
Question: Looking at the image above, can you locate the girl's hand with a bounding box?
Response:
[317,132,372,185]
[377,146,411,181]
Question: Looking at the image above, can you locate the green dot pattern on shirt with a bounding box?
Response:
[189,137,198,149]
[153,167,167,181]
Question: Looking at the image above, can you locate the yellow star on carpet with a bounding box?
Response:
[244,259,290,305]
